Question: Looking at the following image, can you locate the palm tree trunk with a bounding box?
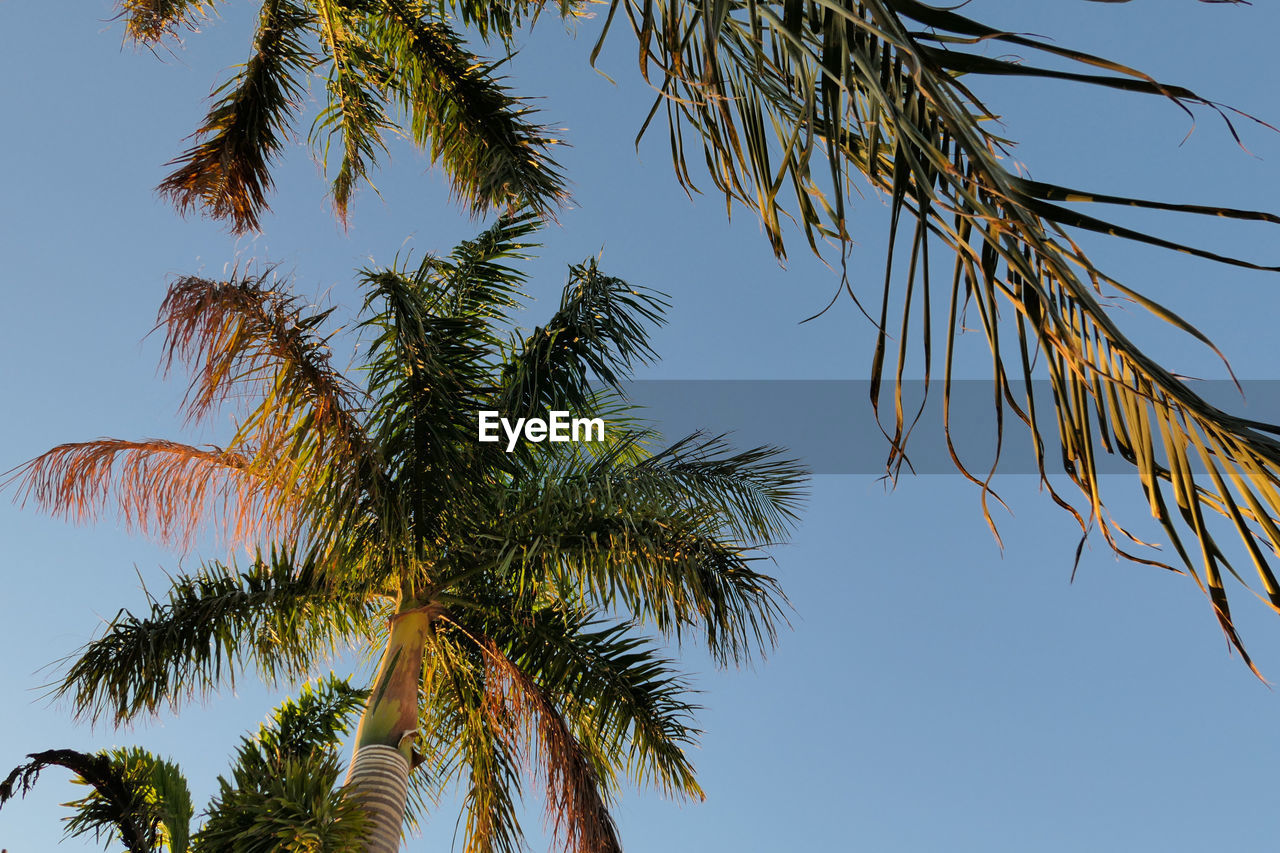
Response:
[344,602,435,853]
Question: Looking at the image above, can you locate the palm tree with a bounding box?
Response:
[111,0,1280,671]
[0,676,370,852]
[5,213,807,852]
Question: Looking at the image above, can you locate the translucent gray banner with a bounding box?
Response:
[610,380,1280,475]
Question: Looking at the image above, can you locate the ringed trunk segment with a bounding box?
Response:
[344,744,411,853]
[345,602,439,852]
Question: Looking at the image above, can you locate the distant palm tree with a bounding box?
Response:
[111,0,1280,671]
[0,676,370,852]
[6,213,806,852]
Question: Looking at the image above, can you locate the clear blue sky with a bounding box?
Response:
[4,2,1280,851]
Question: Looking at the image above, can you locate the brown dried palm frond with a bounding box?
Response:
[481,639,622,853]
[159,273,367,456]
[158,273,377,543]
[2,439,293,548]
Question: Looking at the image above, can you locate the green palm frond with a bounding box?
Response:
[0,748,190,853]
[195,750,367,851]
[425,633,526,853]
[499,261,668,419]
[485,467,790,664]
[2,679,372,852]
[434,0,579,45]
[363,0,569,217]
[619,432,808,543]
[251,674,369,762]
[196,676,369,851]
[595,0,1280,668]
[421,209,540,323]
[159,0,314,234]
[57,548,380,724]
[312,0,396,221]
[467,605,703,799]
[65,750,194,853]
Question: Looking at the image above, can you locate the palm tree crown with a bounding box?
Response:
[6,212,807,852]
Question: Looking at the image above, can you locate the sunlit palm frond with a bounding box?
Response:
[311,0,396,221]
[600,0,1280,669]
[3,439,277,548]
[158,0,315,234]
[424,633,525,853]
[56,548,379,724]
[159,273,372,528]
[467,605,703,801]
[479,635,622,853]
[500,262,667,419]
[364,0,569,217]
[117,0,221,43]
[485,473,789,664]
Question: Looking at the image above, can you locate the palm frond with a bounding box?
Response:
[423,633,526,853]
[3,439,275,548]
[479,634,623,853]
[0,748,188,853]
[433,0,581,45]
[600,0,1280,669]
[195,674,369,851]
[196,750,366,851]
[482,473,789,665]
[117,0,221,43]
[158,0,315,234]
[618,432,808,544]
[500,261,668,419]
[159,273,372,529]
[55,548,378,724]
[311,0,395,221]
[421,209,541,323]
[464,604,703,801]
[363,0,568,216]
[64,749,193,853]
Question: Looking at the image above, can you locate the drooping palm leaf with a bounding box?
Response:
[597,0,1280,670]
[363,0,569,217]
[56,548,381,724]
[4,439,267,548]
[159,0,315,233]
[0,748,186,853]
